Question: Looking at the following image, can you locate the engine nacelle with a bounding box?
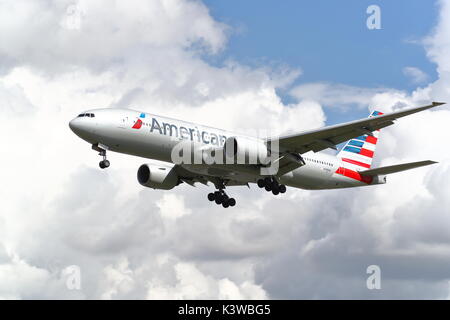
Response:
[224,136,270,165]
[137,164,179,190]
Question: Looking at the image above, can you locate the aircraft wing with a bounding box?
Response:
[359,160,437,176]
[268,102,445,154]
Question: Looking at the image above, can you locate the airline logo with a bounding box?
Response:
[132,113,146,129]
[335,110,383,183]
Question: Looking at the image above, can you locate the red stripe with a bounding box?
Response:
[341,158,371,168]
[335,167,373,184]
[359,148,374,158]
[365,136,378,144]
[132,119,142,129]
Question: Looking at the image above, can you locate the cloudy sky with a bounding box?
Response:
[0,0,449,299]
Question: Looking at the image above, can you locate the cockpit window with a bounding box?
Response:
[78,113,95,118]
[78,113,85,117]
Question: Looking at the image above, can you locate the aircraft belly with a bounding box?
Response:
[98,129,173,162]
[180,164,258,184]
[280,164,333,190]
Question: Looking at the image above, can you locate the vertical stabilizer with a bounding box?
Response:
[337,111,383,170]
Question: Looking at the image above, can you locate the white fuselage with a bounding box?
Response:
[69,108,383,190]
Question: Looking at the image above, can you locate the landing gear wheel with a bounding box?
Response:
[257,179,265,188]
[99,160,110,169]
[208,187,236,207]
[259,176,285,195]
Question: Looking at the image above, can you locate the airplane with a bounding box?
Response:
[69,102,445,208]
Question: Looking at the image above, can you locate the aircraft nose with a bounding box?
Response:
[69,116,93,137]
[69,118,81,134]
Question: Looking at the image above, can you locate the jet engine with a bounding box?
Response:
[224,137,271,165]
[137,164,180,190]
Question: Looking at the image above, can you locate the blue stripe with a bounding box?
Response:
[354,135,367,141]
[140,113,146,118]
[371,111,382,116]
[348,140,364,148]
[343,146,361,154]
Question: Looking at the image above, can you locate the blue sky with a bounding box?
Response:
[205,0,440,123]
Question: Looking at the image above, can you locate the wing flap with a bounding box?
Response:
[359,160,437,176]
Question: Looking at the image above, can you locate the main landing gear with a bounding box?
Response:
[207,190,236,208]
[257,177,286,195]
[93,144,110,169]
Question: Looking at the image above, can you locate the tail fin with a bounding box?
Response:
[337,110,384,169]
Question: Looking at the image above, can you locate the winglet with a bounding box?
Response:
[432,101,446,106]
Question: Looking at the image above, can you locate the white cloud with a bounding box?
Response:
[289,82,399,110]
[157,193,192,220]
[146,262,267,299]
[0,248,84,299]
[0,0,228,73]
[403,66,429,84]
[100,257,135,299]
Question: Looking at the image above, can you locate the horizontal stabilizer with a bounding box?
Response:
[360,160,437,176]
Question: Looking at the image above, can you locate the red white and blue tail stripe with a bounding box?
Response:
[337,110,383,170]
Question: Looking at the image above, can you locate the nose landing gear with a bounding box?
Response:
[99,158,110,169]
[257,177,286,195]
[93,144,110,169]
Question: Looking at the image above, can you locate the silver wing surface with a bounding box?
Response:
[269,102,445,154]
